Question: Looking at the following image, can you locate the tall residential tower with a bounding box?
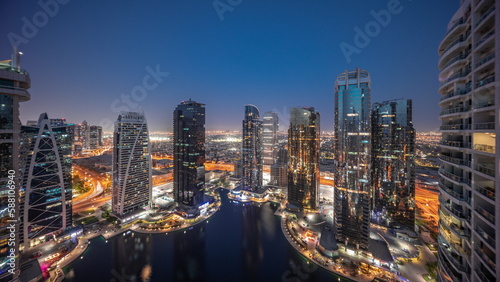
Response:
[437,1,499,281]
[241,105,262,192]
[262,112,279,165]
[112,112,152,220]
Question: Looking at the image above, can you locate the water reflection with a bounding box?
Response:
[173,225,206,281]
[65,190,340,282]
[111,232,152,282]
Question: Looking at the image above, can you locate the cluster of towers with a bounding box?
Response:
[239,68,416,253]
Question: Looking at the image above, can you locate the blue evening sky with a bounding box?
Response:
[1,0,458,132]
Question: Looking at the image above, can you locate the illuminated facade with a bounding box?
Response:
[19,113,73,249]
[371,99,415,229]
[287,107,320,210]
[89,125,102,149]
[241,104,262,192]
[173,99,205,210]
[437,1,499,281]
[334,68,371,250]
[112,112,152,218]
[0,49,30,280]
[262,112,279,165]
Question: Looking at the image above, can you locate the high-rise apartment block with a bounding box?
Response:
[438,1,499,281]
[112,112,152,220]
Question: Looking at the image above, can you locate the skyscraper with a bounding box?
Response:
[287,107,320,211]
[89,125,103,149]
[271,147,288,187]
[19,113,73,249]
[81,120,90,150]
[112,112,152,220]
[334,68,371,250]
[262,112,279,165]
[241,105,262,192]
[173,99,205,215]
[438,1,498,281]
[371,99,415,229]
[0,49,30,280]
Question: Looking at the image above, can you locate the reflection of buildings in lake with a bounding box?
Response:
[241,204,264,280]
[173,225,206,281]
[112,233,152,281]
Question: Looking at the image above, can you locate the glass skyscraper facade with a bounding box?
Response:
[334,68,371,250]
[241,104,262,192]
[262,112,278,165]
[112,112,152,219]
[173,99,206,211]
[371,99,415,229]
[287,107,320,211]
[19,113,73,248]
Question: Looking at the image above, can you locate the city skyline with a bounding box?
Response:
[1,1,458,132]
[2,1,497,281]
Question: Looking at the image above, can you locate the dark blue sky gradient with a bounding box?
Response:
[1,0,458,132]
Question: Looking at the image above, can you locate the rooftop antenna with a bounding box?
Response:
[11,46,22,72]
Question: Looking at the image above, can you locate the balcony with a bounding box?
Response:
[475,184,495,201]
[441,69,471,86]
[475,6,495,28]
[439,182,466,203]
[475,122,495,130]
[441,30,471,56]
[475,52,495,68]
[440,106,467,116]
[475,75,495,88]
[444,17,465,38]
[475,224,495,248]
[440,124,466,131]
[441,214,471,239]
[475,205,495,224]
[440,197,468,221]
[441,50,470,71]
[475,164,495,177]
[474,99,495,109]
[439,168,464,183]
[440,87,471,101]
[439,252,462,281]
[474,248,496,273]
[439,153,470,166]
[474,144,495,154]
[475,267,494,282]
[476,29,495,48]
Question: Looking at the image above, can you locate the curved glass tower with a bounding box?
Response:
[437,1,498,281]
[334,68,371,250]
[241,104,262,191]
